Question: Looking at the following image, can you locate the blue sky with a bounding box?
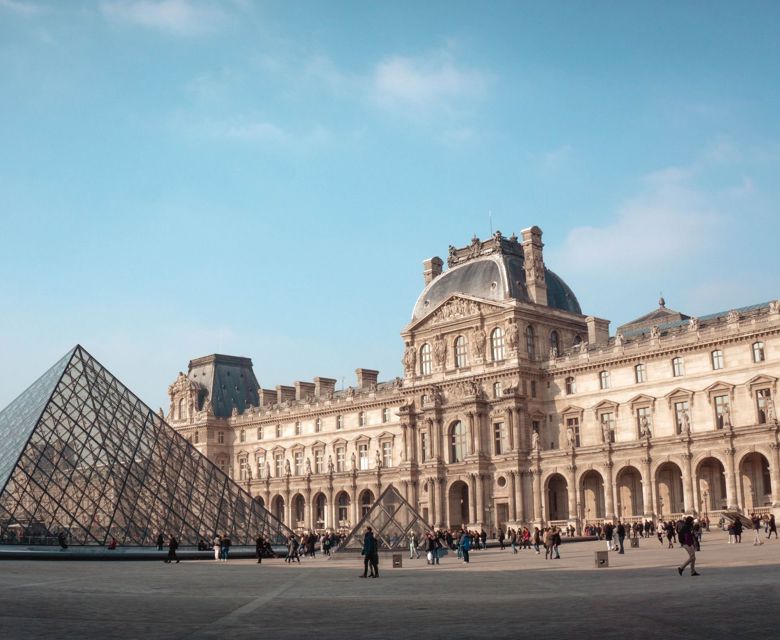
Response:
[1,0,779,410]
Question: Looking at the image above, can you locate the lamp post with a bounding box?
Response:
[702,490,709,520]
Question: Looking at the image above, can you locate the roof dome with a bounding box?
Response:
[411,251,582,321]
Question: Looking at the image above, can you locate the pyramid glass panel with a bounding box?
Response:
[336,484,433,552]
[0,345,293,546]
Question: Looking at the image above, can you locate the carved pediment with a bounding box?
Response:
[560,404,584,416]
[310,440,326,449]
[628,393,655,408]
[704,381,735,402]
[331,437,348,447]
[593,399,620,415]
[376,431,395,441]
[411,294,505,331]
[253,447,267,457]
[664,387,695,408]
[354,434,371,444]
[746,374,778,392]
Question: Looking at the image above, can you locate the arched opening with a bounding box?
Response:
[450,421,466,463]
[546,473,569,521]
[740,452,772,510]
[616,466,644,518]
[697,457,727,514]
[314,493,327,529]
[360,489,375,518]
[254,496,265,509]
[656,462,684,517]
[292,494,305,527]
[448,480,470,528]
[336,491,350,527]
[580,470,605,521]
[272,495,285,523]
[550,330,560,357]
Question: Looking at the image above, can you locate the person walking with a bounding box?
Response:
[532,527,541,555]
[156,533,164,551]
[616,521,626,554]
[510,529,518,554]
[286,534,300,563]
[552,527,562,559]
[165,535,179,564]
[255,534,265,564]
[677,516,700,576]
[408,532,419,560]
[360,526,378,578]
[543,528,553,559]
[768,514,777,540]
[751,514,764,546]
[604,522,614,551]
[213,534,221,561]
[221,533,232,562]
[459,528,471,564]
[498,528,506,550]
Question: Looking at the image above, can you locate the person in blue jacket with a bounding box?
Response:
[459,528,471,564]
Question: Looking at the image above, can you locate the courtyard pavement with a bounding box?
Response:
[0,532,778,639]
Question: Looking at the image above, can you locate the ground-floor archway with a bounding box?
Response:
[697,457,726,514]
[580,470,605,521]
[271,495,285,523]
[616,466,643,518]
[336,491,350,527]
[656,462,684,517]
[314,493,327,529]
[292,493,305,527]
[546,473,569,521]
[359,489,375,518]
[448,480,469,528]
[740,452,772,510]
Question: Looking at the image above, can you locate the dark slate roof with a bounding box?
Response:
[188,354,260,418]
[411,255,582,321]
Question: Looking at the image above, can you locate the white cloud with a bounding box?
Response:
[0,0,43,15]
[371,52,490,115]
[100,0,226,36]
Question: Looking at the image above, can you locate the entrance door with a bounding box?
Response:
[497,503,509,530]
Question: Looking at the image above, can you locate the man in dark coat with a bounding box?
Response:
[165,535,179,563]
[616,521,626,554]
[361,526,379,578]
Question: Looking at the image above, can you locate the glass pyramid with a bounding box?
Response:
[337,484,433,552]
[0,345,292,547]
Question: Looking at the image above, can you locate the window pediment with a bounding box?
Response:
[746,374,778,393]
[704,381,735,403]
[664,387,695,408]
[560,405,584,417]
[354,434,371,445]
[628,393,655,409]
[310,440,326,450]
[593,399,619,416]
[253,447,267,457]
[331,437,348,447]
[376,431,395,442]
[271,445,286,454]
[235,449,248,460]
[290,443,305,453]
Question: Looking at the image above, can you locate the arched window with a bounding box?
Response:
[420,343,432,375]
[711,350,724,370]
[337,493,350,524]
[193,430,199,444]
[239,429,246,443]
[454,335,468,368]
[491,327,505,362]
[565,376,576,395]
[672,357,685,377]
[257,427,263,440]
[550,331,560,357]
[450,421,466,463]
[635,363,647,383]
[178,398,185,420]
[336,415,343,430]
[294,421,301,435]
[573,335,583,347]
[599,371,610,390]
[382,408,390,423]
[525,326,536,360]
[753,341,766,363]
[361,490,374,517]
[358,411,365,426]
[315,418,322,433]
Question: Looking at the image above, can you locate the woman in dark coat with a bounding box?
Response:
[361,527,379,578]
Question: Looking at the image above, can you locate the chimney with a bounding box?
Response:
[314,376,337,397]
[355,368,379,389]
[521,226,548,306]
[294,381,316,401]
[276,385,296,404]
[586,316,610,346]
[423,256,443,286]
[258,388,276,407]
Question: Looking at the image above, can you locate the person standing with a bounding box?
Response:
[604,522,614,551]
[616,521,626,554]
[677,516,700,576]
[165,535,179,564]
[532,527,541,555]
[510,529,518,554]
[552,527,562,559]
[768,514,777,540]
[286,534,300,563]
[408,532,419,560]
[459,528,471,564]
[498,528,506,550]
[751,514,764,546]
[361,527,378,578]
[221,533,231,562]
[255,534,265,564]
[213,534,221,561]
[156,533,164,551]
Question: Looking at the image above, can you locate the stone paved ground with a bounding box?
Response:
[0,532,778,640]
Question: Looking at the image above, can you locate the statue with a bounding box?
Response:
[566,424,575,448]
[375,449,382,469]
[506,320,519,350]
[433,335,446,367]
[722,405,732,428]
[650,326,660,339]
[640,417,652,438]
[351,452,356,470]
[284,459,291,476]
[327,455,334,473]
[473,327,487,359]
[231,405,239,418]
[402,343,416,375]
[615,332,624,347]
[531,430,540,451]
[680,409,691,435]
[265,463,271,479]
[305,457,312,475]
[601,421,611,444]
[770,300,780,315]
[393,376,403,388]
[688,317,700,332]
[767,398,776,423]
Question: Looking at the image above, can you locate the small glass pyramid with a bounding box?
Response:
[0,345,292,547]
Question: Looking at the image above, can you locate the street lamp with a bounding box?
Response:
[702,490,709,519]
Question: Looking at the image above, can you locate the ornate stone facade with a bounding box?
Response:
[168,226,780,532]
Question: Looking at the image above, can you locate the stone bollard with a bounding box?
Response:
[595,550,609,568]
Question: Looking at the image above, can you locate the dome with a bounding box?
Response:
[411,253,581,321]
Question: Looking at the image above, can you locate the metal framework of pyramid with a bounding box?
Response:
[336,484,433,552]
[0,345,292,547]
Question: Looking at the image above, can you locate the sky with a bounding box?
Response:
[1,0,779,411]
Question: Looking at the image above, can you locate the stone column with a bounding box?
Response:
[305,487,313,530]
[467,412,476,456]
[285,490,293,529]
[508,471,517,521]
[532,468,543,525]
[401,424,409,462]
[641,456,654,517]
[516,471,527,523]
[434,478,445,528]
[327,487,334,530]
[603,462,615,520]
[474,410,484,457]
[475,474,485,527]
[434,418,443,462]
[428,478,436,526]
[351,484,358,526]
[682,452,695,514]
[468,474,477,524]
[507,409,515,451]
[725,447,739,510]
[567,464,578,522]
[771,442,780,506]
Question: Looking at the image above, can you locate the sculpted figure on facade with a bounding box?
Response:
[566,424,575,448]
[688,317,700,332]
[433,335,446,367]
[767,397,777,424]
[284,459,291,476]
[615,332,624,346]
[402,343,416,375]
[601,420,611,444]
[305,457,312,476]
[650,326,660,339]
[722,405,732,429]
[431,297,481,325]
[327,455,334,473]
[375,449,382,469]
[770,300,780,315]
[531,429,540,451]
[640,416,652,439]
[680,408,691,435]
[727,310,740,324]
[506,320,519,351]
[351,452,356,470]
[472,327,487,359]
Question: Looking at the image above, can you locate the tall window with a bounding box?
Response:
[218,431,224,444]
[599,371,611,390]
[337,493,349,523]
[275,424,282,438]
[450,421,466,463]
[493,381,503,398]
[257,427,263,440]
[636,407,652,438]
[493,422,506,455]
[714,395,729,429]
[382,442,392,468]
[256,455,265,478]
[274,453,284,477]
[336,446,345,472]
[240,429,246,443]
[491,327,505,362]
[673,401,690,435]
[382,408,390,423]
[315,449,324,474]
[455,336,468,368]
[420,431,429,462]
[672,357,685,377]
[635,363,647,383]
[315,418,322,433]
[358,444,369,470]
[530,380,537,398]
[753,341,766,363]
[600,412,616,443]
[358,411,365,427]
[711,350,724,370]
[565,376,576,395]
[525,326,536,360]
[193,430,199,444]
[420,343,432,375]
[294,422,301,436]
[336,415,343,430]
[566,417,580,447]
[550,331,560,357]
[294,451,303,475]
[239,457,248,481]
[178,398,186,420]
[757,389,772,424]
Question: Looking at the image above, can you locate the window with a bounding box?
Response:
[217,457,227,474]
[600,412,616,443]
[239,429,246,443]
[756,389,772,424]
[493,422,506,455]
[599,371,611,390]
[358,444,369,470]
[636,407,652,438]
[358,411,365,427]
[550,331,560,357]
[275,424,282,438]
[711,350,724,370]
[336,415,343,430]
[337,494,349,523]
[673,401,690,435]
[635,364,647,384]
[239,457,248,481]
[257,427,263,440]
[315,418,321,433]
[315,449,324,474]
[420,343,432,375]
[491,327,505,362]
[217,431,224,444]
[525,326,536,360]
[455,336,468,368]
[531,380,537,398]
[382,408,390,423]
[420,431,429,462]
[566,417,580,447]
[294,422,301,436]
[753,341,766,363]
[178,398,186,420]
[565,376,576,395]
[714,395,729,429]
[382,442,392,468]
[256,455,265,478]
[672,357,685,377]
[274,453,284,477]
[193,430,199,444]
[294,450,303,476]
[336,446,345,472]
[493,381,503,399]
[450,421,466,463]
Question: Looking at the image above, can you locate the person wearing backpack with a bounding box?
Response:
[677,516,700,576]
[459,528,471,564]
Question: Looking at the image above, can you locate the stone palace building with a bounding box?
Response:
[167,226,780,533]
